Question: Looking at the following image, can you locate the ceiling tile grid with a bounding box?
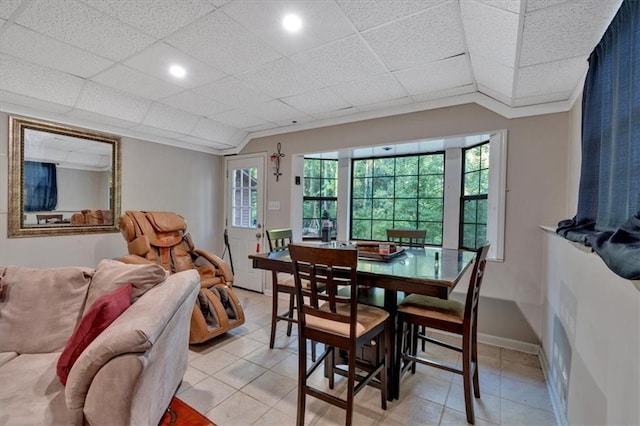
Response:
[0,0,624,153]
[0,24,114,78]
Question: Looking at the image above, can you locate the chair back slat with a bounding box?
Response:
[266,228,292,253]
[289,244,358,335]
[386,229,427,247]
[464,244,490,324]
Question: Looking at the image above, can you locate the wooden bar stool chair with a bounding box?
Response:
[289,244,389,426]
[386,229,427,247]
[395,244,490,424]
[266,229,321,360]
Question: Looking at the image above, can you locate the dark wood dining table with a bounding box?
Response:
[248,242,476,399]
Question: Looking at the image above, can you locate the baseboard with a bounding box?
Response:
[539,349,569,426]
[477,332,540,354]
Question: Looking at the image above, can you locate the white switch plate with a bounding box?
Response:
[268,201,280,210]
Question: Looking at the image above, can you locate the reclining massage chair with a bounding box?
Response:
[118,210,245,344]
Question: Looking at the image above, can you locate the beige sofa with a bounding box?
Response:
[0,260,200,426]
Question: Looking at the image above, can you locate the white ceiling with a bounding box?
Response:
[0,0,622,155]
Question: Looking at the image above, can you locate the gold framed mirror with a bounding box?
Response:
[8,116,121,238]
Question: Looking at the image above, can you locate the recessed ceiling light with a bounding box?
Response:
[282,14,302,32]
[169,65,186,78]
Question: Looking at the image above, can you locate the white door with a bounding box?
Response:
[225,155,266,293]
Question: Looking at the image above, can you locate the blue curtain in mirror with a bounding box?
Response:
[24,161,58,212]
[557,0,640,280]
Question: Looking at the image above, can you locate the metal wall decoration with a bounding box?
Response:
[270,142,285,181]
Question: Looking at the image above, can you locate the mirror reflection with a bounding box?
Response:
[8,116,121,238]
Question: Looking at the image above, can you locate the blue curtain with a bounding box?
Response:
[557,0,640,280]
[24,161,58,212]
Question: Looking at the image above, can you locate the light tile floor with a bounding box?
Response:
[179,288,558,426]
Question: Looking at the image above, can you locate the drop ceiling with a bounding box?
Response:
[0,0,622,155]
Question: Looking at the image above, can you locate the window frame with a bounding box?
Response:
[459,141,490,250]
[302,158,338,240]
[349,151,445,245]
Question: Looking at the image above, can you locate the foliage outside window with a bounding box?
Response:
[231,167,257,228]
[303,159,337,238]
[460,142,489,250]
[351,153,444,244]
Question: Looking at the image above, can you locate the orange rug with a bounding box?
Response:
[159,397,215,426]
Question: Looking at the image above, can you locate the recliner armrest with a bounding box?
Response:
[193,249,234,284]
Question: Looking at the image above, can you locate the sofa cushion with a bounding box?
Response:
[0,351,18,367]
[0,266,94,354]
[83,260,168,315]
[57,284,133,385]
[0,353,75,426]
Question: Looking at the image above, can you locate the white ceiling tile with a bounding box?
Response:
[282,88,351,115]
[0,0,21,19]
[15,0,155,61]
[65,108,141,129]
[76,81,151,122]
[513,90,573,106]
[0,54,84,106]
[362,1,465,71]
[160,91,230,116]
[330,74,408,106]
[166,10,281,74]
[519,0,622,66]
[91,65,184,100]
[124,42,226,89]
[0,24,113,78]
[143,103,200,134]
[410,84,476,102]
[291,35,387,86]
[235,59,322,98]
[178,135,235,150]
[336,0,445,31]
[470,54,514,99]
[197,77,273,109]
[246,123,280,133]
[526,0,569,13]
[460,0,519,67]
[477,84,514,106]
[0,90,74,114]
[210,109,270,129]
[81,0,216,38]
[244,100,309,123]
[478,0,522,14]
[393,55,473,96]
[129,124,187,140]
[311,105,360,120]
[516,56,587,98]
[223,0,356,56]
[353,96,411,112]
[191,117,240,142]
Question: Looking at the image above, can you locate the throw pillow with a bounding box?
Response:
[83,259,168,315]
[57,283,133,385]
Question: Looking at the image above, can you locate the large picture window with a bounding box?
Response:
[460,142,489,250]
[351,153,444,244]
[303,159,338,239]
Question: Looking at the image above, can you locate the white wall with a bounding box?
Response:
[540,95,640,425]
[241,102,571,344]
[542,230,640,425]
[0,111,226,269]
[57,168,110,210]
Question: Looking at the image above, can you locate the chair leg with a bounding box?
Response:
[346,348,356,426]
[287,293,295,336]
[472,324,480,398]
[269,287,279,350]
[410,324,418,374]
[420,325,426,352]
[380,321,388,410]
[394,316,406,398]
[328,347,335,389]
[462,341,475,424]
[297,333,307,426]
